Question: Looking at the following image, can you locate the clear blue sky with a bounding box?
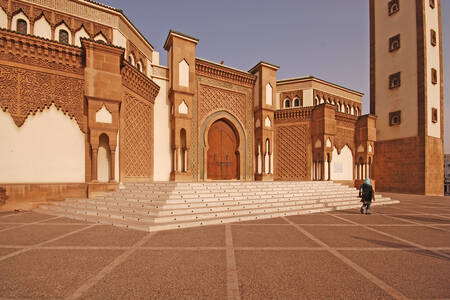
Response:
[101,0,449,153]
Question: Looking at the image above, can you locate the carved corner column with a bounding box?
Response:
[164,30,198,181]
[249,61,279,181]
[355,114,376,188]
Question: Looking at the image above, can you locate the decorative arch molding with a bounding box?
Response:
[335,143,354,155]
[33,14,51,39]
[199,110,247,180]
[11,10,30,34]
[74,25,90,47]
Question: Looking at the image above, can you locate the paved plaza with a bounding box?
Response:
[0,193,449,299]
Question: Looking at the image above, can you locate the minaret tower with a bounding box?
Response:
[370,0,444,194]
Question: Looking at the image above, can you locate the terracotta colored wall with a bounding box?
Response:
[374,137,425,194]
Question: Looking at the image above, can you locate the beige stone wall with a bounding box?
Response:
[374,0,418,141]
[153,77,171,181]
[0,105,85,183]
[425,0,441,138]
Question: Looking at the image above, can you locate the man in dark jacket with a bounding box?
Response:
[359,178,375,215]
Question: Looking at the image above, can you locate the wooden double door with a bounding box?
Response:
[207,119,239,180]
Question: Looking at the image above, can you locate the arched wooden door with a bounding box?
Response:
[207,119,239,180]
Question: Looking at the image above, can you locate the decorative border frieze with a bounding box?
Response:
[121,60,160,104]
[195,58,256,88]
[274,107,313,123]
[0,28,84,74]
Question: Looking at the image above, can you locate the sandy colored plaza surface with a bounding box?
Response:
[0,193,449,299]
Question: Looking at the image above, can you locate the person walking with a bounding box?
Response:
[359,178,375,215]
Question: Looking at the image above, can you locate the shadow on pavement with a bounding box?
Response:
[351,236,450,261]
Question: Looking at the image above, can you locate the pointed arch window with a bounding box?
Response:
[16,19,27,34]
[293,98,300,107]
[284,99,291,108]
[59,29,69,44]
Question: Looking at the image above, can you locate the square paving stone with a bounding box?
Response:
[0,224,89,246]
[339,250,450,299]
[145,225,225,247]
[0,248,20,257]
[365,206,407,214]
[336,214,411,225]
[235,250,392,299]
[235,217,289,224]
[231,225,319,247]
[389,214,450,224]
[0,224,17,231]
[301,226,410,248]
[83,250,227,300]
[370,225,450,247]
[0,249,123,299]
[0,212,55,223]
[286,214,350,224]
[48,225,147,247]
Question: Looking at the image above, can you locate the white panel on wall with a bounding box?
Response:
[326,138,332,148]
[11,12,30,34]
[113,29,127,52]
[0,8,7,29]
[264,116,271,128]
[331,145,353,180]
[0,105,85,183]
[55,23,72,45]
[95,105,112,123]
[75,26,90,47]
[94,33,107,43]
[255,118,261,128]
[265,83,273,105]
[179,59,189,87]
[97,134,110,183]
[33,15,51,39]
[178,100,188,114]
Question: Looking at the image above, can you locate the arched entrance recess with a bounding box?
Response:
[200,111,246,180]
[207,119,239,180]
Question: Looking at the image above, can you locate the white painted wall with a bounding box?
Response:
[425,1,441,138]
[374,0,418,140]
[113,29,127,52]
[34,16,51,39]
[331,145,353,181]
[0,105,85,183]
[265,83,272,105]
[178,100,188,114]
[303,88,313,107]
[0,8,7,29]
[55,23,72,45]
[97,134,110,182]
[179,59,189,87]
[153,77,171,181]
[264,116,271,128]
[11,12,30,34]
[94,33,107,43]
[95,105,112,123]
[74,27,90,47]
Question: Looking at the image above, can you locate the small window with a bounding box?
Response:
[284,99,291,108]
[389,111,401,126]
[431,107,438,123]
[429,0,435,9]
[16,19,27,34]
[293,98,300,107]
[430,29,437,46]
[389,34,400,52]
[431,68,437,84]
[59,30,69,44]
[389,72,401,89]
[388,0,399,15]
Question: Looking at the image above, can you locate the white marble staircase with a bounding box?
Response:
[34,181,399,232]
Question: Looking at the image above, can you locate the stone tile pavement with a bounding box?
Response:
[0,193,449,299]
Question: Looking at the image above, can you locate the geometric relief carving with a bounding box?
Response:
[199,84,246,125]
[0,64,85,131]
[276,124,309,180]
[122,93,153,177]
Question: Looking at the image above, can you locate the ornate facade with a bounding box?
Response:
[0,0,444,208]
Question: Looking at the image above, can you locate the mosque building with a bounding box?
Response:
[0,0,444,208]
